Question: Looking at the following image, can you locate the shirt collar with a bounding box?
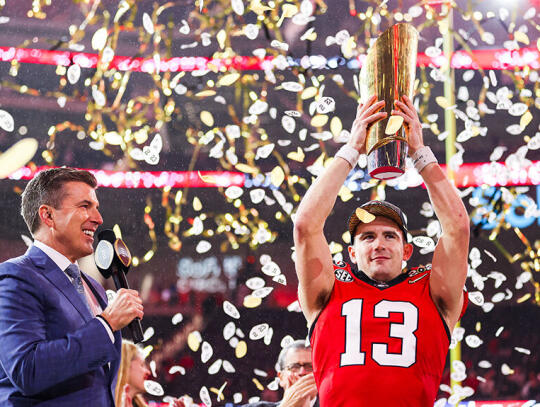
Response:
[33,240,78,271]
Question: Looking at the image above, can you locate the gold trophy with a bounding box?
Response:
[359,23,418,179]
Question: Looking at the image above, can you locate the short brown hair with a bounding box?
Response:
[21,167,97,234]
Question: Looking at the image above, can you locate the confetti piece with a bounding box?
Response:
[0,138,39,179]
[196,240,212,253]
[261,261,280,276]
[252,287,273,298]
[311,114,328,127]
[223,301,240,319]
[223,322,236,340]
[513,31,529,45]
[246,277,265,290]
[208,359,222,374]
[435,96,451,109]
[243,295,262,308]
[519,111,532,129]
[67,64,81,84]
[168,365,186,375]
[200,111,215,127]
[223,360,236,373]
[355,208,376,223]
[200,386,212,407]
[465,335,483,348]
[272,274,287,285]
[412,236,435,249]
[144,380,164,396]
[282,115,296,134]
[264,327,274,345]
[187,331,202,352]
[249,323,269,340]
[143,327,154,342]
[385,115,404,135]
[280,335,294,348]
[287,147,305,162]
[201,341,213,363]
[235,340,247,358]
[269,166,285,187]
[252,377,265,391]
[91,27,108,51]
[232,0,245,15]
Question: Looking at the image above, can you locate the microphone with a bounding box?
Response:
[94,229,144,343]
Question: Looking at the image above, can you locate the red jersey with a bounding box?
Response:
[309,262,467,407]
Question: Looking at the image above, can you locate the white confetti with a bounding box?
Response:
[223,322,236,341]
[142,13,155,34]
[208,359,222,375]
[280,335,294,348]
[246,277,265,290]
[256,143,275,159]
[225,186,244,199]
[281,82,303,92]
[281,115,296,134]
[249,323,269,340]
[412,236,435,249]
[508,103,528,116]
[67,64,81,84]
[478,360,492,368]
[250,189,266,204]
[223,360,236,373]
[168,365,186,375]
[144,380,164,396]
[196,240,211,254]
[262,261,281,276]
[252,287,274,298]
[316,97,335,114]
[465,335,483,348]
[201,341,213,363]
[468,291,484,306]
[200,386,212,407]
[143,327,154,342]
[272,274,287,285]
[232,0,245,15]
[264,326,274,345]
[223,300,240,319]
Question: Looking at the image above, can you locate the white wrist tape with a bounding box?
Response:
[335,144,360,169]
[412,146,438,173]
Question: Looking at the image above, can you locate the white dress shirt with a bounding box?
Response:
[33,240,115,343]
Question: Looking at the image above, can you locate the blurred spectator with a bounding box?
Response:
[116,340,189,407]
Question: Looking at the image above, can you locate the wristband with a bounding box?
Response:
[412,146,438,173]
[335,144,360,169]
[97,314,114,332]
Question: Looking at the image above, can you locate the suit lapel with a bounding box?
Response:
[27,245,93,322]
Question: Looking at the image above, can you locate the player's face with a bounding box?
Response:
[349,216,412,282]
[278,348,312,389]
[45,181,103,262]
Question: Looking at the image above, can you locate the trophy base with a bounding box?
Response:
[367,140,408,180]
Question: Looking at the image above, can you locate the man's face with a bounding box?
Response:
[278,348,312,390]
[348,216,412,282]
[45,181,103,262]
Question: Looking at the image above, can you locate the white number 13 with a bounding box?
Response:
[340,299,418,368]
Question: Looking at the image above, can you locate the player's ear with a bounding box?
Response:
[403,243,413,261]
[38,205,54,228]
[347,245,356,265]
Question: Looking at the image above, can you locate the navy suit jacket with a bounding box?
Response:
[0,245,122,406]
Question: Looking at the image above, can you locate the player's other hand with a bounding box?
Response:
[348,95,387,154]
[100,288,144,331]
[280,373,318,407]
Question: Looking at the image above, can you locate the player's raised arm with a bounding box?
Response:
[294,96,387,325]
[394,95,470,330]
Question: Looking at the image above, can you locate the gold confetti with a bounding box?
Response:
[235,163,258,174]
[218,73,241,87]
[243,295,262,308]
[235,340,247,358]
[187,331,202,352]
[0,138,38,179]
[252,378,264,391]
[195,90,217,98]
[436,96,451,109]
[520,111,532,129]
[311,114,329,127]
[200,111,214,127]
[385,115,404,135]
[513,31,529,45]
[287,147,305,162]
[193,197,202,211]
[198,171,218,184]
[355,208,376,223]
[330,116,343,138]
[301,86,318,100]
[269,166,285,187]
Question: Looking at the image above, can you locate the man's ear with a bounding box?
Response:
[277,370,287,389]
[347,244,356,265]
[38,205,54,228]
[403,243,413,261]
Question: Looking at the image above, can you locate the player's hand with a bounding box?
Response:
[100,288,143,331]
[348,95,387,154]
[392,95,424,155]
[280,373,318,407]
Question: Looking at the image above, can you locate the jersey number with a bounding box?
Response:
[340,299,418,367]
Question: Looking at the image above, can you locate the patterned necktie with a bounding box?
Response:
[65,264,92,315]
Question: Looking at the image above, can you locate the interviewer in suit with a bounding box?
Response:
[0,167,144,406]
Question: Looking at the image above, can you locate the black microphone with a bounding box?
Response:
[94,229,144,344]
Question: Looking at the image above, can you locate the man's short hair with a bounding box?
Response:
[21,167,97,234]
[275,339,311,372]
